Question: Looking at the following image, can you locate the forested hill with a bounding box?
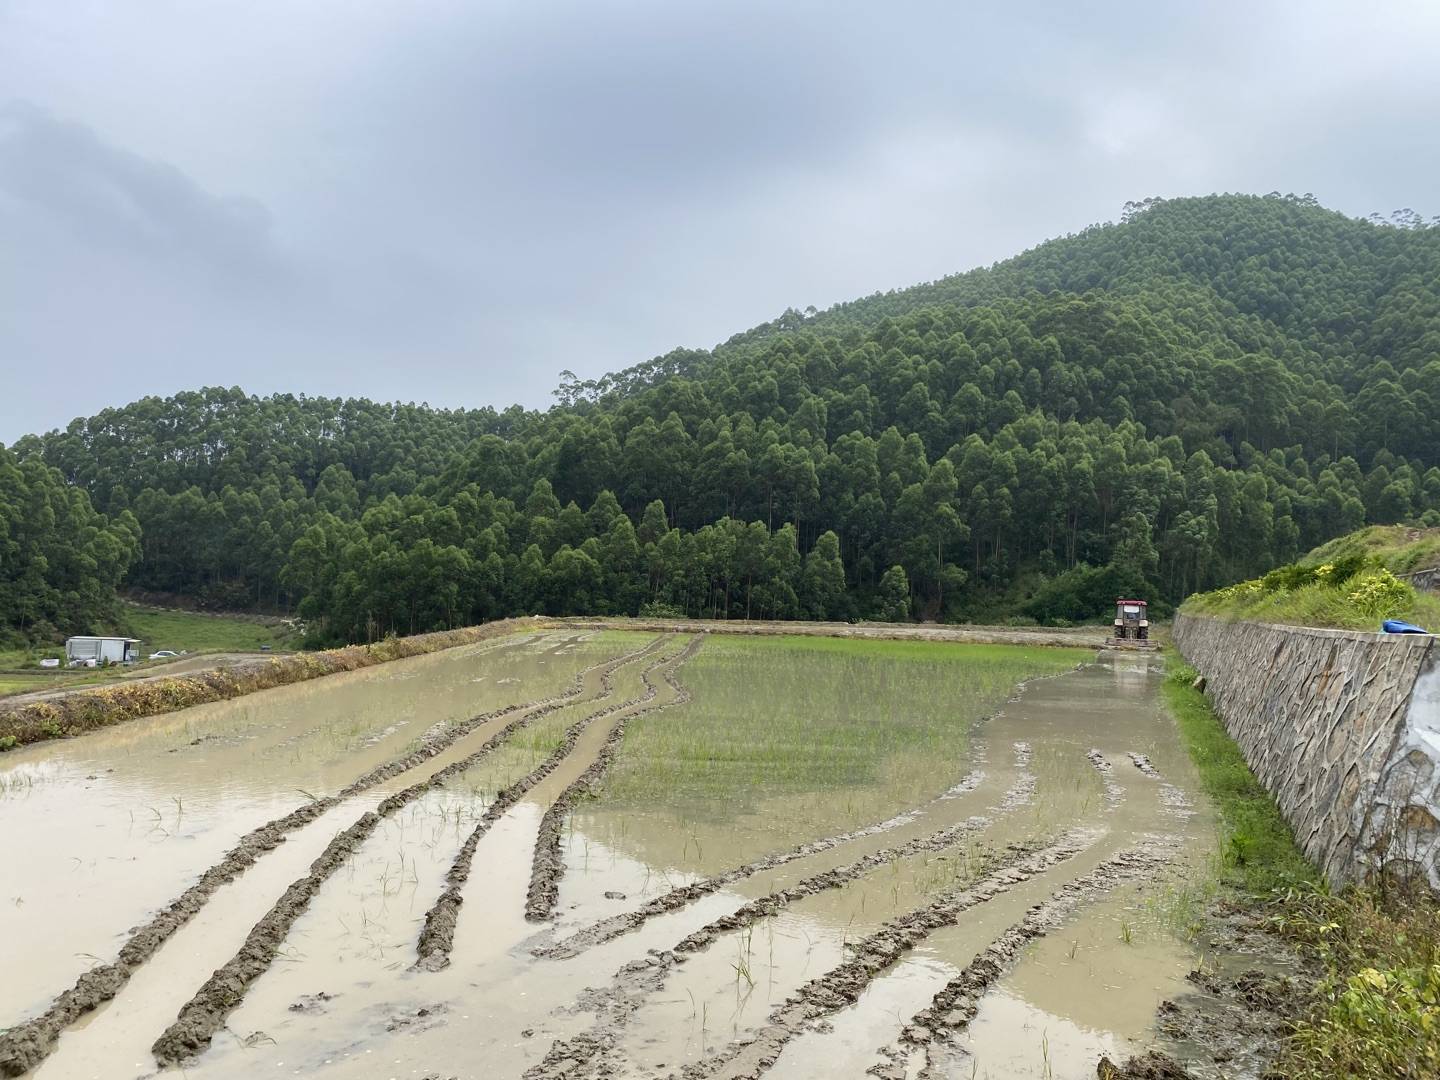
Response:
[5,193,1440,644]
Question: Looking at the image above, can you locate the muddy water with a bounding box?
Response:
[543,654,1216,1080]
[0,631,627,1030]
[9,646,1230,1080]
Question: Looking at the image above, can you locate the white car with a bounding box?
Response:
[149,650,180,660]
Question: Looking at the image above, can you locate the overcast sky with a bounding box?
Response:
[2,1,1438,442]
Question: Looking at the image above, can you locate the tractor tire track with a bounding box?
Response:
[415,639,699,971]
[673,831,1098,1080]
[526,634,705,922]
[663,814,992,958]
[0,635,665,1079]
[524,833,1093,1080]
[1087,749,1126,808]
[537,742,1036,961]
[869,839,1180,1080]
[1125,753,1196,819]
[147,638,673,1065]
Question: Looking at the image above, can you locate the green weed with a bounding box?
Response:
[1163,665,1315,894]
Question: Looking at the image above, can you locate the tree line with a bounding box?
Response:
[5,193,1439,643]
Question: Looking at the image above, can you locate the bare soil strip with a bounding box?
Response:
[868,839,1180,1080]
[146,637,676,1065]
[0,635,666,1078]
[552,616,1102,649]
[524,834,1093,1080]
[526,635,705,922]
[536,741,1036,962]
[415,639,699,971]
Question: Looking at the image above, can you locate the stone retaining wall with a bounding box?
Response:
[1173,614,1439,889]
[1403,565,1440,595]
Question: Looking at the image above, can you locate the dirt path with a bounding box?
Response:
[0,634,665,1078]
[553,616,1104,649]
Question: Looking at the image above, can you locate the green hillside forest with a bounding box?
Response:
[5,193,1440,645]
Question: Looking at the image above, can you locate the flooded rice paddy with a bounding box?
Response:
[1,630,1243,1079]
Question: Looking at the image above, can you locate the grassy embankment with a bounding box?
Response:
[0,618,537,751]
[1165,664,1440,1079]
[1183,525,1440,632]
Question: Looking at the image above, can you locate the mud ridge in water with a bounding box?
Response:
[536,807,926,961]
[526,636,704,923]
[1087,749,1126,808]
[869,838,1181,1080]
[1127,752,1161,778]
[414,640,699,971]
[537,742,1035,963]
[674,831,1098,1080]
[149,638,674,1064]
[669,812,992,957]
[1123,752,1195,819]
[524,834,1090,1080]
[999,741,1036,810]
[0,635,665,1078]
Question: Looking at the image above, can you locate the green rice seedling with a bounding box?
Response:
[597,636,1089,855]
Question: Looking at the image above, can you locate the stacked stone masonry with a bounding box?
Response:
[1173,614,1440,890]
[1404,565,1440,595]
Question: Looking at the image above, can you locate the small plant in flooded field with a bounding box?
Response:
[1118,919,1133,945]
[600,637,1087,832]
[731,953,755,989]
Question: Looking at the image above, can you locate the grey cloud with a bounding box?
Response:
[0,101,277,279]
[0,1,1437,440]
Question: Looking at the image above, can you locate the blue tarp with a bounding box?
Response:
[1382,619,1430,634]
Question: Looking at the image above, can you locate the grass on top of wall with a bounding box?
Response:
[1183,565,1440,633]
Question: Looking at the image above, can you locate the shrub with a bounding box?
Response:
[1346,570,1411,619]
[1263,563,1319,592]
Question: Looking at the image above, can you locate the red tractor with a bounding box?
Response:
[1112,599,1150,643]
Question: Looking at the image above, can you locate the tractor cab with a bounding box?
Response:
[1112,599,1149,642]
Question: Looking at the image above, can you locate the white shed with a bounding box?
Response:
[65,636,142,665]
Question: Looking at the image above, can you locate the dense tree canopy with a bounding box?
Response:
[6,194,1440,642]
[0,446,140,640]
